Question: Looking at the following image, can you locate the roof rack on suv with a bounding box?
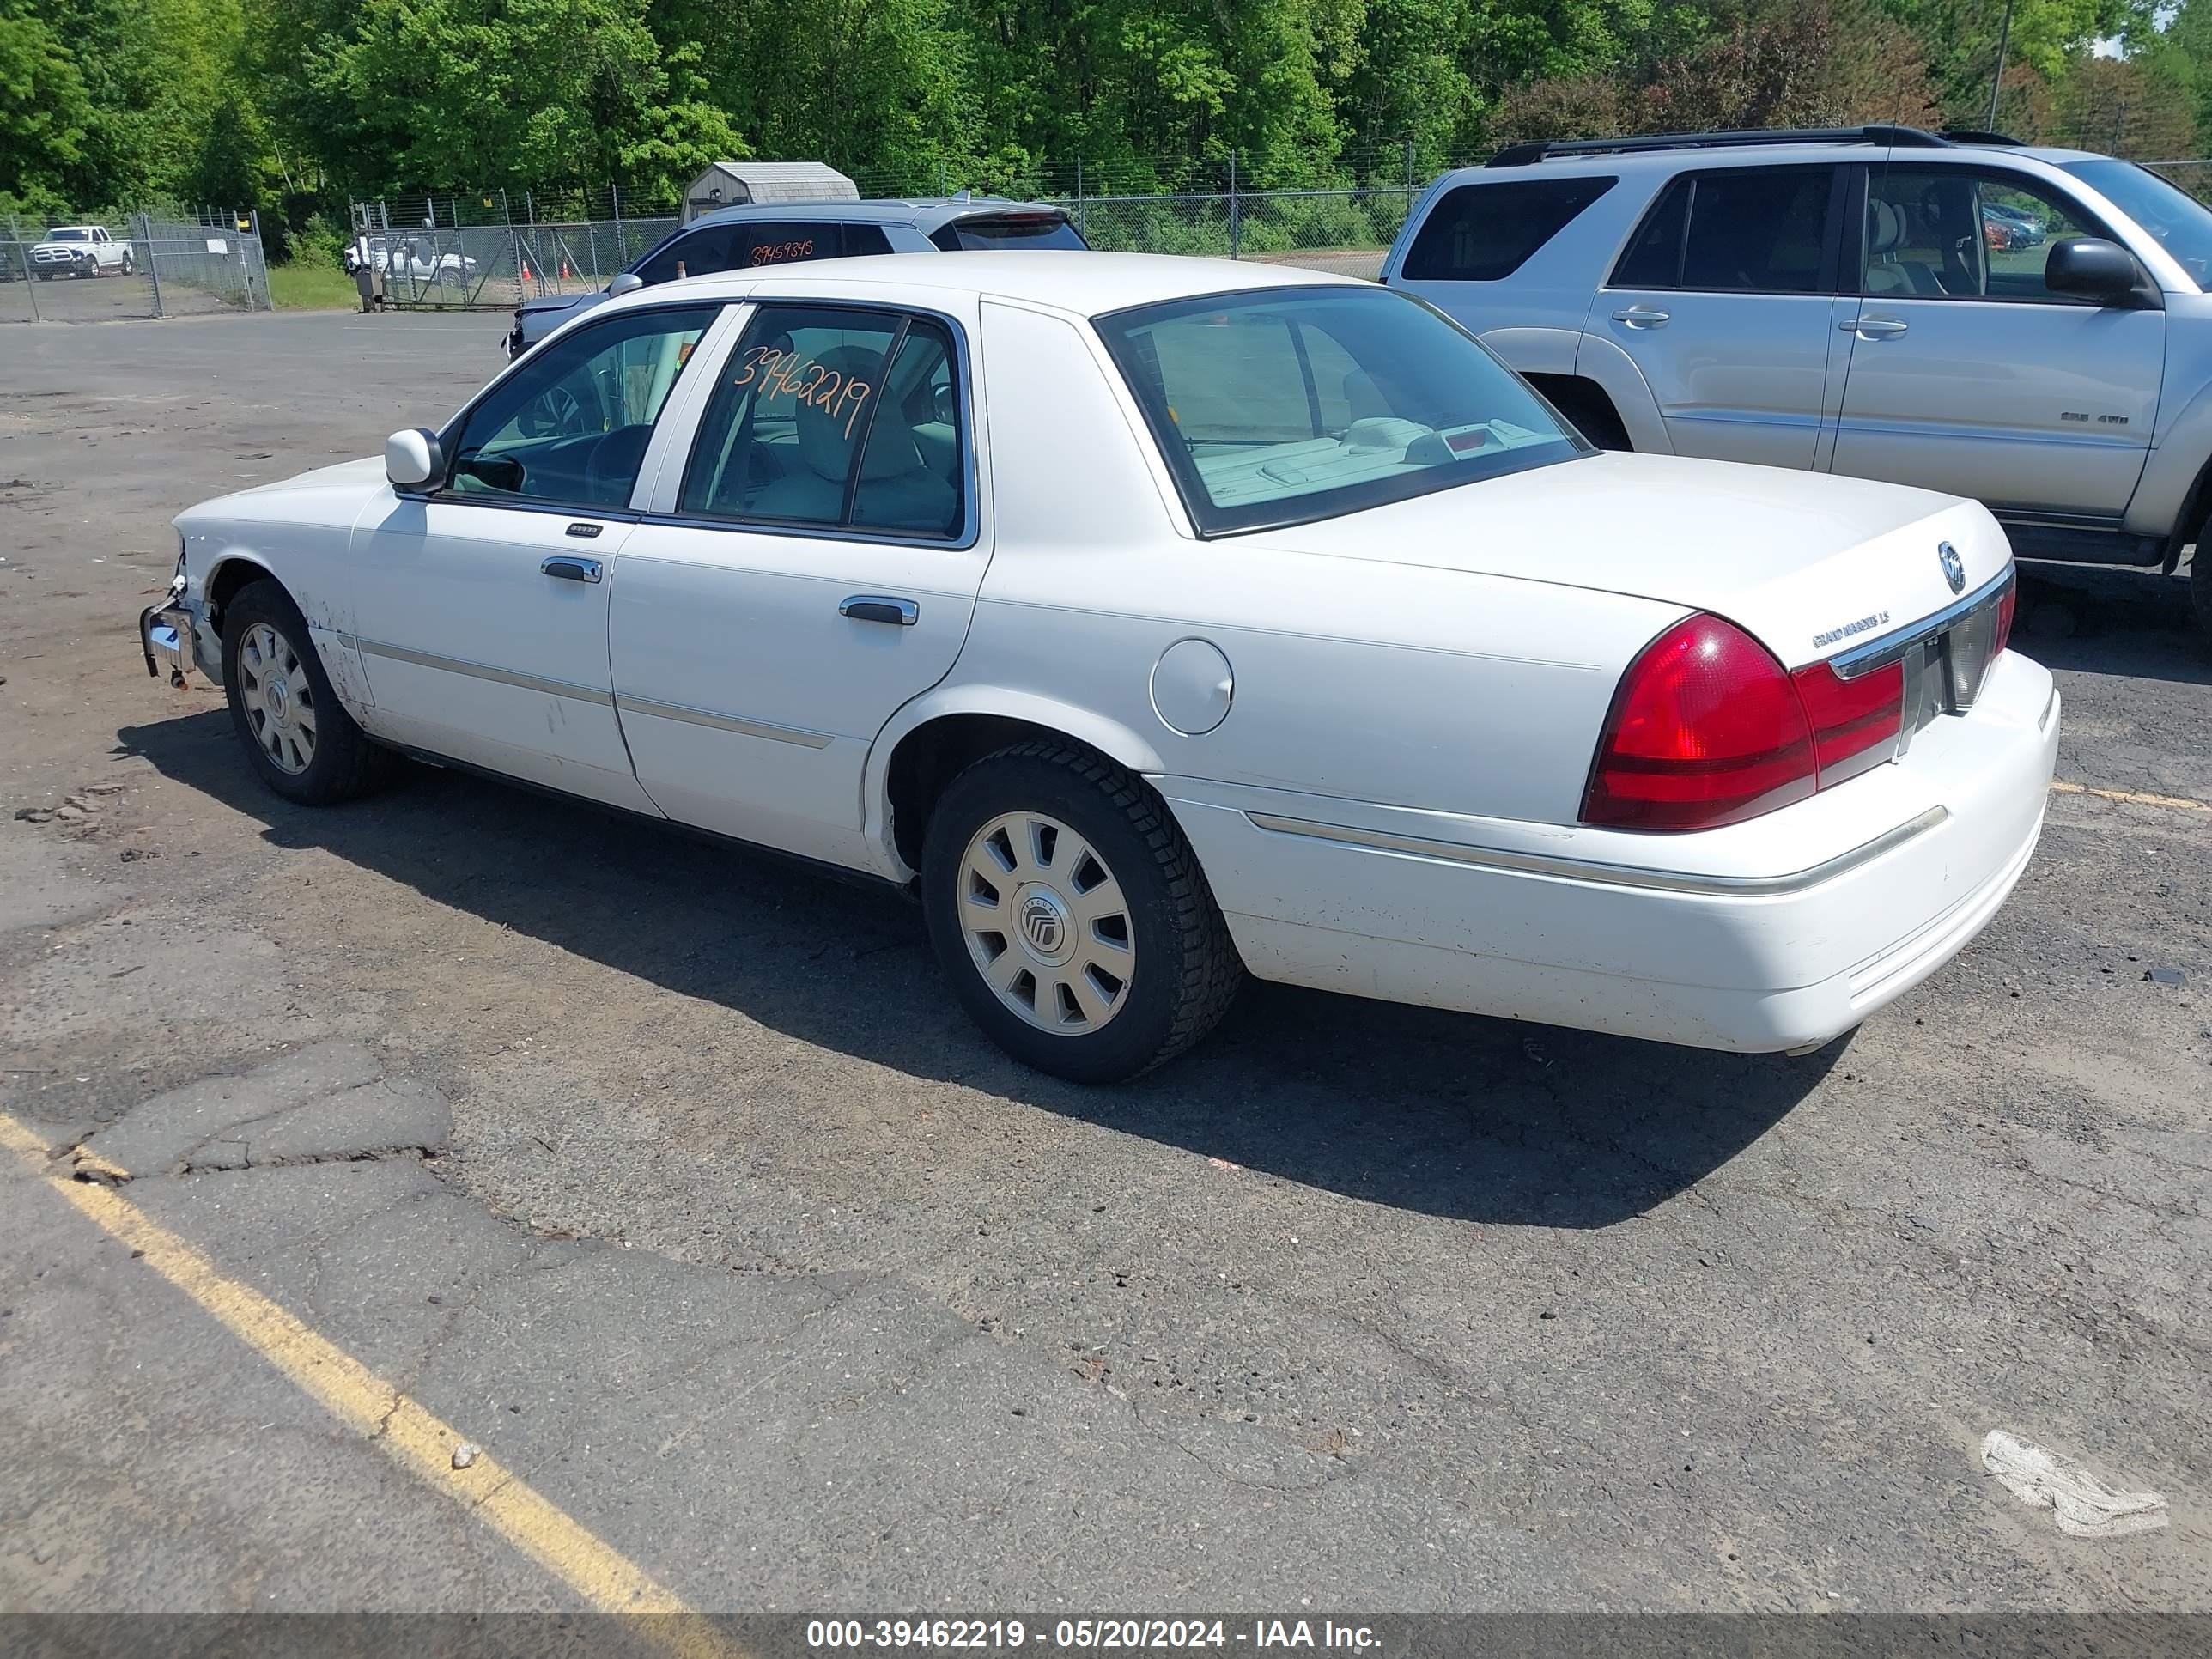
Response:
[1483,125,1953,168]
[1938,128,2023,146]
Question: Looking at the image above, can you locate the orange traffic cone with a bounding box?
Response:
[561,260,571,280]
[520,258,532,282]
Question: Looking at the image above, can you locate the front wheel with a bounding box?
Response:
[921,743,1243,1083]
[221,580,395,805]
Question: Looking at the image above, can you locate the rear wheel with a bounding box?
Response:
[2192,542,2212,652]
[222,580,395,805]
[921,743,1243,1083]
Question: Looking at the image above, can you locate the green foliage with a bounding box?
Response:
[3,0,2203,258]
[0,0,94,215]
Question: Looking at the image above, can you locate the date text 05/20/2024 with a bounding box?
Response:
[806,1620,1382,1651]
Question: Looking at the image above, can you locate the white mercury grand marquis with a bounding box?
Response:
[140,254,2058,1081]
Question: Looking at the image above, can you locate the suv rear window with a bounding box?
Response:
[929,215,1085,252]
[1611,167,1838,295]
[1401,177,1617,281]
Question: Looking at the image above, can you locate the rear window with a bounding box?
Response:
[1096,285,1583,537]
[930,215,1085,252]
[1401,177,1617,282]
[1611,167,1837,294]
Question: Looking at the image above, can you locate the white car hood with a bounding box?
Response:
[1255,451,2011,671]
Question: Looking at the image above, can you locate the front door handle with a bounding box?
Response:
[839,595,919,626]
[541,555,602,583]
[1844,317,1910,339]
[1612,305,1670,328]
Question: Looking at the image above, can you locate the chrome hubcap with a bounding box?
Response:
[959,811,1132,1036]
[237,622,317,775]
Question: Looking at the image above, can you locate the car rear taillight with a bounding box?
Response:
[1581,615,1817,830]
[1992,577,2017,659]
[1583,612,1917,831]
[1790,657,1904,787]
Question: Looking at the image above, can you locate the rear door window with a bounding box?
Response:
[839,223,895,257]
[735,222,849,269]
[679,306,965,539]
[1401,176,1618,281]
[1611,167,1838,295]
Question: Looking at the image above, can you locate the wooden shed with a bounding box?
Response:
[682,162,860,223]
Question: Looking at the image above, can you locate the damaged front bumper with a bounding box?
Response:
[138,560,209,689]
[139,600,196,687]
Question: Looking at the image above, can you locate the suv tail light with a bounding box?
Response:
[1582,613,1910,831]
[1992,579,2017,659]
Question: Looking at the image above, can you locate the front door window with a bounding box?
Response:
[446,306,719,508]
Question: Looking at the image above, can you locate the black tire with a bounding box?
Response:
[921,742,1243,1083]
[2192,543,2212,653]
[221,579,395,805]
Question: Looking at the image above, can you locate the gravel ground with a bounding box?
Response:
[1,310,2207,1619]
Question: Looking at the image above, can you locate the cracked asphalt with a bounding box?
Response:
[2,311,2209,1615]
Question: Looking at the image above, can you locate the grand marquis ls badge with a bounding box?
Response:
[1938,540,1966,595]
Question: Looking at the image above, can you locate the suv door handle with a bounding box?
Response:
[1844,317,1910,339]
[541,556,602,583]
[1612,305,1670,328]
[840,595,919,626]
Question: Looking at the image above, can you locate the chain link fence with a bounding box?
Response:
[348,179,1422,311]
[1,212,270,324]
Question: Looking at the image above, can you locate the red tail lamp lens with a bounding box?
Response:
[1791,657,1905,781]
[1581,615,1818,830]
[1993,577,2017,659]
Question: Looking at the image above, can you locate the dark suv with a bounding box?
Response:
[506,196,1086,357]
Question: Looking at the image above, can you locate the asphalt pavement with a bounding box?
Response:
[1,309,2207,1623]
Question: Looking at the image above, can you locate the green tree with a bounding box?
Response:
[0,0,95,212]
[300,0,738,197]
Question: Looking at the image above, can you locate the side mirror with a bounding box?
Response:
[2045,238,2140,304]
[385,427,444,489]
[608,271,645,296]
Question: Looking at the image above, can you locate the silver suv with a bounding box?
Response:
[1382,125,2212,641]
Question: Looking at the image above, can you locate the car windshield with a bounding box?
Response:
[1095,285,1583,536]
[2063,159,2212,284]
[47,228,88,241]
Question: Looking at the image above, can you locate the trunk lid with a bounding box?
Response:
[1254,451,2011,672]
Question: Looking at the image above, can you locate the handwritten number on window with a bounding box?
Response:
[732,344,873,439]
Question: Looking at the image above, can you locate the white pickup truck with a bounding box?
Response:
[33,225,133,278]
[346,234,479,288]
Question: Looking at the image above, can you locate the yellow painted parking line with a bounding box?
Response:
[0,1111,737,1656]
[2051,780,2211,813]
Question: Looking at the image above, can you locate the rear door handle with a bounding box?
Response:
[541,556,602,583]
[1612,305,1670,328]
[839,595,919,626]
[1844,317,1910,339]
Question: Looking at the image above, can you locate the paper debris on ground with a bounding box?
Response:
[1981,1429,2168,1538]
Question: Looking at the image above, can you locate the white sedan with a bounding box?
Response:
[140,255,2057,1081]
